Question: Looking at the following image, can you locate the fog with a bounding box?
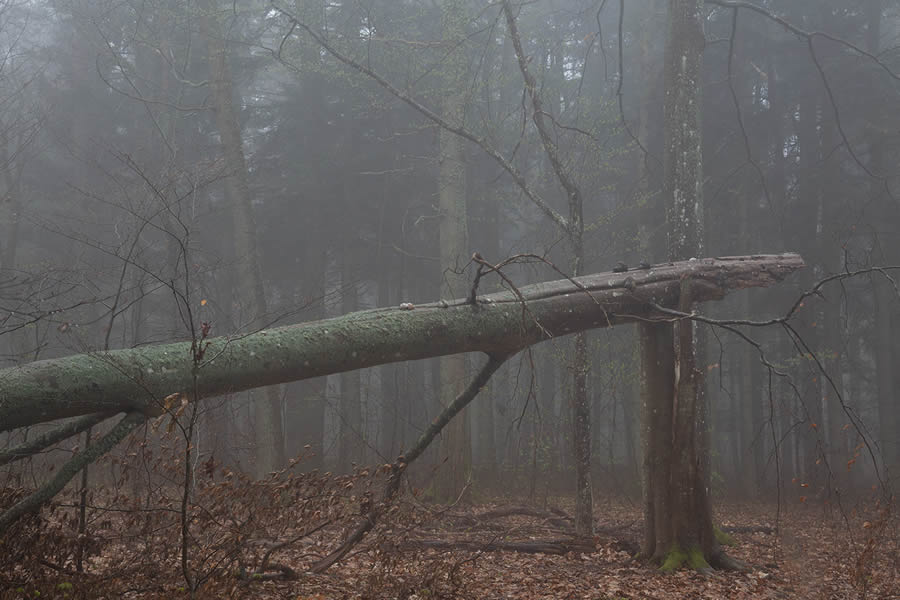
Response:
[2,0,899,563]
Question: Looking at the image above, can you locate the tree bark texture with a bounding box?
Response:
[638,0,731,571]
[639,321,675,559]
[0,254,803,433]
[663,0,704,263]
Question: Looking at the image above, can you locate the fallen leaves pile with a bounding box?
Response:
[4,486,897,599]
[217,495,899,599]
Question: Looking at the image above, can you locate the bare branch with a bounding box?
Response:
[501,0,581,235]
[707,0,898,191]
[269,3,570,232]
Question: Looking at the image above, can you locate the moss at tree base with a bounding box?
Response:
[660,546,711,573]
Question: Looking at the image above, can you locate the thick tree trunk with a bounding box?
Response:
[638,0,738,571]
[205,6,285,477]
[0,255,803,433]
[639,321,675,559]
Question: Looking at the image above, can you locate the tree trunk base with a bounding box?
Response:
[656,545,748,573]
[659,546,712,574]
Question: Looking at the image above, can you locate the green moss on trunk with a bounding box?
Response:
[660,545,710,573]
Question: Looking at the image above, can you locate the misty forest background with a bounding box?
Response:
[1,0,900,593]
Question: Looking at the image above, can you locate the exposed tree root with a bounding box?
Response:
[708,548,750,572]
[659,546,713,574]
[657,545,749,574]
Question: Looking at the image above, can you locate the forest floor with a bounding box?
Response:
[224,494,898,600]
[5,490,898,599]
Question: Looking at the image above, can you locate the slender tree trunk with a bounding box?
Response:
[338,244,363,472]
[434,0,472,501]
[0,125,23,367]
[873,278,897,477]
[378,266,400,461]
[797,90,823,490]
[475,189,499,481]
[571,328,592,536]
[474,71,501,479]
[286,240,327,470]
[205,5,285,477]
[738,237,759,497]
[864,0,898,483]
[628,15,659,491]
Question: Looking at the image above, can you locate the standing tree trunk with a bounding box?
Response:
[338,243,363,472]
[499,0,593,538]
[639,0,739,571]
[864,0,899,482]
[434,0,472,501]
[205,5,285,477]
[286,239,328,470]
[796,84,824,490]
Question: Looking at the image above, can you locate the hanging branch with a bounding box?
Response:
[706,0,898,195]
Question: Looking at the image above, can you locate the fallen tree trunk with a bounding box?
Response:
[0,254,803,432]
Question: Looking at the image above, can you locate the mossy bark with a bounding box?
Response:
[640,0,744,573]
[0,255,803,434]
[660,545,711,574]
